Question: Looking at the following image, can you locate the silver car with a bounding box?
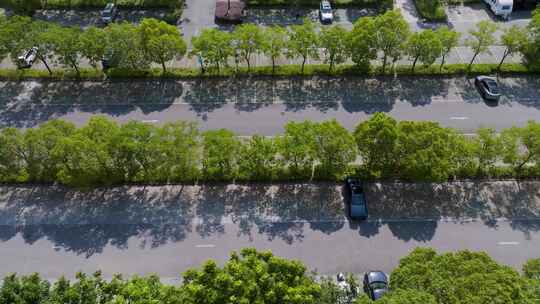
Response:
[17,47,38,69]
[319,0,333,24]
[475,76,501,101]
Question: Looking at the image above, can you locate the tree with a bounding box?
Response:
[390,248,529,304]
[466,20,497,69]
[523,259,540,280]
[314,120,357,179]
[374,10,410,73]
[138,18,187,73]
[238,135,280,181]
[370,289,437,304]
[500,121,540,176]
[106,22,148,70]
[46,25,83,75]
[499,25,527,71]
[436,26,460,71]
[181,248,321,304]
[405,29,442,72]
[287,19,319,73]
[279,121,317,179]
[347,17,377,69]
[158,122,201,182]
[232,23,265,71]
[354,113,400,179]
[523,8,540,66]
[0,128,26,182]
[79,26,108,69]
[202,129,240,181]
[191,28,233,74]
[261,25,287,74]
[9,19,55,75]
[319,25,349,71]
[472,127,502,176]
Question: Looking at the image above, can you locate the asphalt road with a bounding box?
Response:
[0,182,538,282]
[2,75,540,134]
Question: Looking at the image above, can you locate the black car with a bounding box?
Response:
[475,75,501,101]
[363,271,389,300]
[101,3,118,25]
[346,178,368,220]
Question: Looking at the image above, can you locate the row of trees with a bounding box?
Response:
[2,9,539,75]
[0,16,187,74]
[1,114,540,187]
[0,248,538,304]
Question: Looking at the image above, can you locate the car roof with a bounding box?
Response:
[366,271,388,283]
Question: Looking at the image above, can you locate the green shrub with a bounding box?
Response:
[413,0,447,22]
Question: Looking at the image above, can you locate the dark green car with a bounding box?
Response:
[346,178,368,220]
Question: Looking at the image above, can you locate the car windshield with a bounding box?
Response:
[370,282,387,290]
[321,3,331,12]
[485,80,500,94]
[352,186,363,194]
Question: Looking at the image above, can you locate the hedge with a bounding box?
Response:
[413,0,447,22]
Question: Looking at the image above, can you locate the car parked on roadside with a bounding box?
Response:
[101,3,118,25]
[475,75,501,101]
[346,178,368,220]
[319,0,333,24]
[16,47,39,69]
[363,271,389,301]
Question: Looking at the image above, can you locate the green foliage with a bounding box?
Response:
[286,19,320,73]
[523,259,540,280]
[377,289,437,304]
[499,25,528,70]
[79,26,108,69]
[413,0,446,21]
[182,248,321,304]
[238,135,280,181]
[138,18,187,73]
[261,25,288,73]
[523,9,540,66]
[348,17,377,69]
[466,20,498,68]
[436,26,460,71]
[314,120,358,179]
[202,129,241,181]
[106,22,148,70]
[191,28,233,73]
[320,25,349,71]
[405,29,443,72]
[232,23,265,71]
[374,10,411,72]
[45,25,84,74]
[390,248,529,304]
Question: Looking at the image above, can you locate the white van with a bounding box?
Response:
[484,0,513,20]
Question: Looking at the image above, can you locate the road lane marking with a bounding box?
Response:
[195,244,216,248]
[142,119,159,123]
[497,241,520,245]
[450,116,469,120]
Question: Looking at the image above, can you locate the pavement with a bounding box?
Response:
[2,75,540,134]
[0,181,538,282]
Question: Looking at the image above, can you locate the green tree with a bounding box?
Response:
[181,248,321,304]
[10,20,55,75]
[405,29,442,72]
[261,25,288,74]
[286,19,319,73]
[523,259,540,280]
[354,113,400,179]
[106,22,148,70]
[79,26,108,69]
[191,28,233,74]
[347,17,377,69]
[238,135,280,181]
[232,23,265,71]
[319,25,349,71]
[390,248,529,304]
[202,129,240,181]
[376,289,437,304]
[472,127,502,176]
[279,121,317,179]
[138,18,187,73]
[466,20,497,69]
[314,120,357,179]
[374,10,410,73]
[523,8,540,66]
[0,273,50,304]
[436,26,460,71]
[46,25,83,75]
[498,25,527,71]
[0,128,26,182]
[158,122,201,182]
[500,121,540,176]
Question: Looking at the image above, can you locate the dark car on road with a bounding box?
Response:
[363,271,389,300]
[346,178,368,220]
[101,3,118,25]
[475,75,501,101]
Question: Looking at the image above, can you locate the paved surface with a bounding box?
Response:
[0,181,538,281]
[2,75,540,134]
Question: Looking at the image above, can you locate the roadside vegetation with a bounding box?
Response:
[2,9,539,79]
[2,114,540,187]
[413,0,447,21]
[0,248,537,304]
[246,0,392,9]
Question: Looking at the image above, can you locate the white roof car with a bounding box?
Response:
[320,0,333,23]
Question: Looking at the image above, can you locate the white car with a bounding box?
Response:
[319,0,333,24]
[484,0,513,20]
[17,47,38,69]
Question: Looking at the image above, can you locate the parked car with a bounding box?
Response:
[215,0,246,23]
[101,3,118,25]
[363,271,389,301]
[17,47,38,69]
[475,75,501,101]
[319,0,333,24]
[484,0,513,20]
[346,178,368,220]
